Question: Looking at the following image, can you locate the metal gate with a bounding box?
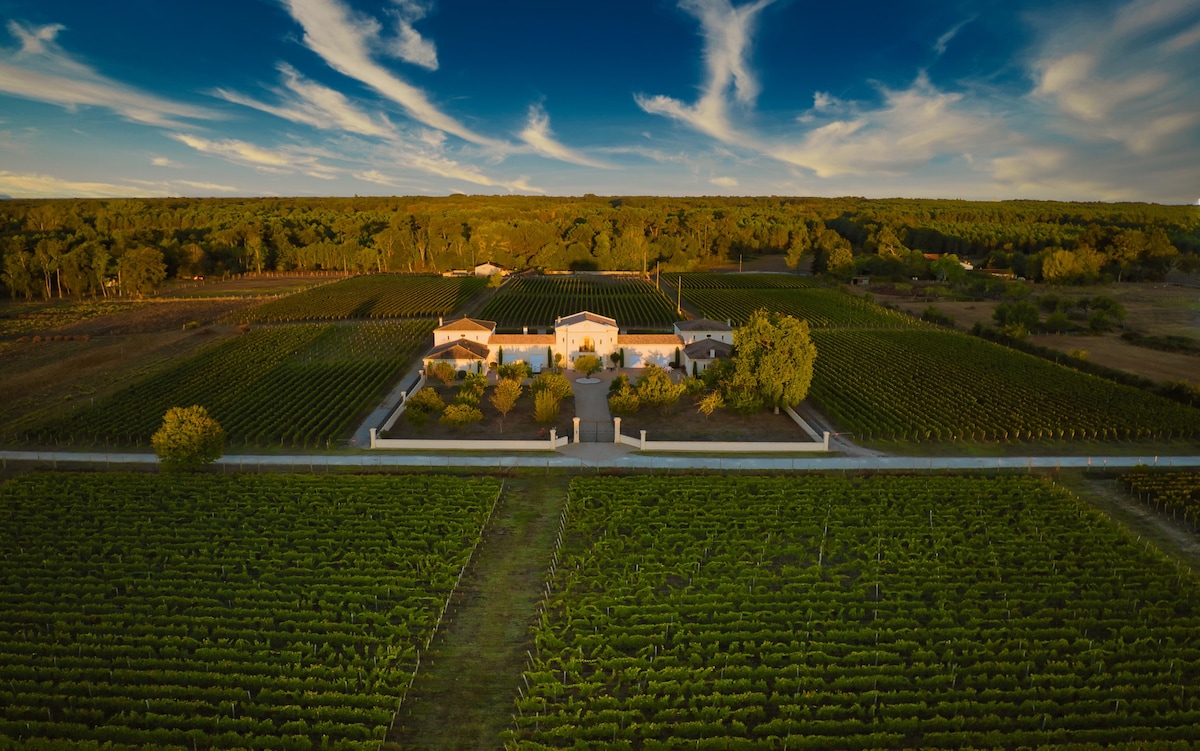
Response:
[577,419,615,443]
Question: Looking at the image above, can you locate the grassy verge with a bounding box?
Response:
[383,475,570,750]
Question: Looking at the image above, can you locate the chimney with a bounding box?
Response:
[523,326,528,335]
[438,316,443,326]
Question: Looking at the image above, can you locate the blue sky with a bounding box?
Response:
[1,0,1198,202]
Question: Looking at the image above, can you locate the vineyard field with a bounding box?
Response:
[478,276,678,329]
[508,475,1200,749]
[660,273,819,290]
[238,275,484,323]
[665,274,918,328]
[1120,470,1200,530]
[808,329,1200,443]
[27,320,434,448]
[0,472,501,750]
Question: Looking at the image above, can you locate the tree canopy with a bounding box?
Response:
[729,309,817,414]
[151,405,224,471]
[2,195,1195,300]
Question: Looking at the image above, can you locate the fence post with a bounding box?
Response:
[613,417,622,444]
[640,430,647,451]
[550,428,558,449]
[369,428,377,449]
[573,417,580,444]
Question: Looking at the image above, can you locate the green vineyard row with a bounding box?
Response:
[507,475,1200,749]
[237,275,484,323]
[808,329,1200,443]
[683,288,920,328]
[0,473,501,751]
[660,273,819,290]
[479,276,679,329]
[1120,470,1200,529]
[28,320,434,448]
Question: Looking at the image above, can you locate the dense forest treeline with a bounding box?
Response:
[1,195,1197,299]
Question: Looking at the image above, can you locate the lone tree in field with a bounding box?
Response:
[152,405,224,471]
[730,309,817,414]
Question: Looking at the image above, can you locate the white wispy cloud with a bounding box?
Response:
[151,156,181,167]
[215,63,397,139]
[0,170,166,198]
[176,180,240,193]
[773,73,1005,177]
[1029,0,1200,154]
[518,104,611,168]
[0,21,214,128]
[709,176,738,188]
[387,0,438,70]
[933,17,974,57]
[635,0,774,143]
[169,133,339,178]
[281,0,501,147]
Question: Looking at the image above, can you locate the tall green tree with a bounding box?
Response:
[729,309,818,414]
[118,247,167,297]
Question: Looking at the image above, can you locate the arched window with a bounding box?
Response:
[580,337,595,352]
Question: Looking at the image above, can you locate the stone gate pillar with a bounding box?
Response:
[573,417,580,444]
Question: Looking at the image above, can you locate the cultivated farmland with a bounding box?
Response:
[478,276,678,329]
[0,472,501,750]
[1120,470,1200,530]
[808,329,1200,443]
[667,273,917,328]
[509,474,1200,749]
[237,275,484,323]
[28,320,434,448]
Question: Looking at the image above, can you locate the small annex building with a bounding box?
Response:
[425,311,733,373]
[675,318,734,374]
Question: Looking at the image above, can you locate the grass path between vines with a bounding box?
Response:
[384,473,570,750]
[1061,472,1200,575]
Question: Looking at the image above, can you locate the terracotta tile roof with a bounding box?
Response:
[436,317,496,332]
[556,311,617,328]
[490,334,555,345]
[675,317,732,332]
[683,339,733,359]
[426,338,489,360]
[618,334,682,345]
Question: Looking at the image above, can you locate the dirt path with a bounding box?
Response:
[384,474,570,750]
[1061,474,1200,574]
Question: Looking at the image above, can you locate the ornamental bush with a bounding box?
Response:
[636,364,685,412]
[533,390,561,425]
[608,383,641,416]
[532,371,572,401]
[439,403,484,428]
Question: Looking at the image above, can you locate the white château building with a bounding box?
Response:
[425,312,733,374]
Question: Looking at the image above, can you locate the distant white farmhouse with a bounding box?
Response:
[425,311,733,373]
[441,262,510,278]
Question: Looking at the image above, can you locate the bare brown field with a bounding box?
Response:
[159,273,342,299]
[867,281,1199,385]
[1030,333,1199,384]
[49,298,255,336]
[0,327,238,435]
